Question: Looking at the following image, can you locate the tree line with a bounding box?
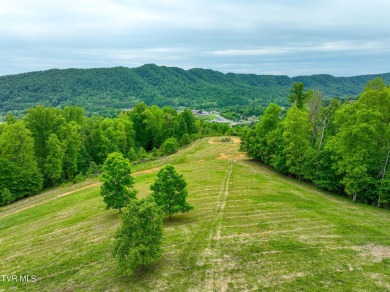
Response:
[242,78,390,208]
[0,103,232,206]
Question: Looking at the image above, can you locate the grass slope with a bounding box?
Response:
[0,138,389,291]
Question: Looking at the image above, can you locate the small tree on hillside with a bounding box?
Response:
[100,152,137,213]
[180,133,191,146]
[113,196,163,275]
[160,137,179,156]
[150,165,193,217]
[127,147,137,161]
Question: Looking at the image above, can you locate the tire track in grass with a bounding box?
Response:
[175,159,233,290]
[203,159,234,291]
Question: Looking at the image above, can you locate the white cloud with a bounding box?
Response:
[0,0,390,76]
[211,41,390,56]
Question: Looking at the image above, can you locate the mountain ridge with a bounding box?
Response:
[1,64,389,116]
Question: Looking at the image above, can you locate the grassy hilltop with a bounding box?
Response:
[0,138,389,291]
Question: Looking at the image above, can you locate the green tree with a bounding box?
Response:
[113,196,163,275]
[160,110,178,143]
[266,127,288,174]
[0,121,43,198]
[127,147,138,162]
[180,109,197,134]
[180,133,191,146]
[334,80,390,203]
[137,147,147,161]
[282,105,312,179]
[150,165,193,217]
[250,103,282,163]
[0,188,13,206]
[63,106,84,124]
[44,134,65,186]
[306,90,323,146]
[177,117,188,139]
[62,121,82,180]
[100,152,137,213]
[89,122,110,165]
[115,120,128,155]
[25,106,65,167]
[288,82,311,109]
[160,137,179,156]
[130,102,153,150]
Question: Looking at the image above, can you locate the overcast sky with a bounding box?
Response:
[1,0,389,77]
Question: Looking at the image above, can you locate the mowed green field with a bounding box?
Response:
[0,137,389,291]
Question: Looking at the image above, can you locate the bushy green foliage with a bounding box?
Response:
[0,188,13,206]
[0,122,43,200]
[180,133,191,146]
[100,152,137,213]
[288,82,312,109]
[282,105,312,179]
[127,147,138,162]
[44,134,65,186]
[150,165,193,217]
[243,78,390,208]
[137,147,147,161]
[160,138,179,156]
[113,196,163,275]
[73,173,86,184]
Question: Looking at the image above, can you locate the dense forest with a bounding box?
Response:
[242,78,390,208]
[1,64,390,118]
[0,104,232,206]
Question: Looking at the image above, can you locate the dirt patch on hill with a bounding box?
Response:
[208,137,241,145]
[230,137,241,144]
[218,153,230,160]
[57,182,101,198]
[353,244,390,262]
[217,152,246,161]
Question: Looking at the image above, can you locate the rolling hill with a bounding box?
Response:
[0,137,389,291]
[1,64,390,116]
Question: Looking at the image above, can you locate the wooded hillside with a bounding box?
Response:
[1,64,390,116]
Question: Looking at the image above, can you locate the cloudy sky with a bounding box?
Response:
[1,0,389,77]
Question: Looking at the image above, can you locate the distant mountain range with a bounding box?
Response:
[1,64,389,116]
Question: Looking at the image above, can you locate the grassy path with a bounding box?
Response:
[0,137,389,291]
